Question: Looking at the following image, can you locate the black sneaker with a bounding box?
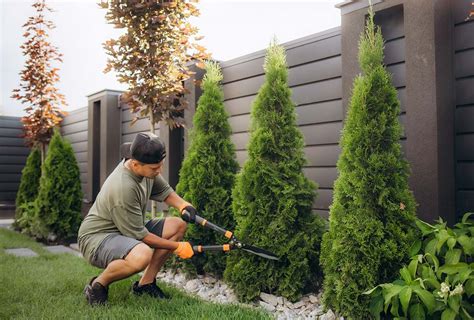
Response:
[132,279,168,299]
[84,277,108,306]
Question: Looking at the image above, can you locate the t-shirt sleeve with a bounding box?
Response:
[110,204,149,240]
[150,174,174,202]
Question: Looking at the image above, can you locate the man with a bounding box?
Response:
[78,132,197,306]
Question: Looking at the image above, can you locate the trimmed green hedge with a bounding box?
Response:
[224,41,326,302]
[175,61,239,277]
[320,10,419,319]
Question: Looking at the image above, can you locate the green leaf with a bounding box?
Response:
[438,263,469,278]
[466,279,474,297]
[416,219,435,236]
[425,239,438,256]
[441,308,457,320]
[408,258,419,279]
[399,287,412,316]
[369,294,384,320]
[436,229,450,254]
[445,249,462,265]
[457,234,474,255]
[409,240,422,257]
[448,295,461,313]
[424,253,440,272]
[461,212,474,224]
[460,307,473,320]
[447,237,456,250]
[413,287,436,314]
[400,267,412,284]
[409,304,426,320]
[383,285,403,313]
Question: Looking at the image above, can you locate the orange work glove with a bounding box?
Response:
[174,242,194,259]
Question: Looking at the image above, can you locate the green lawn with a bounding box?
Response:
[0,228,271,320]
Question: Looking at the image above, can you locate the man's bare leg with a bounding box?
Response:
[139,217,187,285]
[93,243,152,287]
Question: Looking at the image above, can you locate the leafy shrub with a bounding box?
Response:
[34,129,83,240]
[365,212,474,320]
[14,147,41,230]
[175,61,238,277]
[224,41,326,302]
[319,8,419,319]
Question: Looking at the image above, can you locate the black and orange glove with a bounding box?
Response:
[174,241,194,259]
[180,205,197,223]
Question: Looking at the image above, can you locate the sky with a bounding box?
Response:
[0,0,341,117]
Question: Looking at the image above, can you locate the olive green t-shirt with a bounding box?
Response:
[78,159,173,262]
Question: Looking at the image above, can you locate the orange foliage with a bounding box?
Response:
[100,0,210,128]
[11,0,67,149]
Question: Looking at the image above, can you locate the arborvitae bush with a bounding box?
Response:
[224,41,326,302]
[319,9,419,319]
[34,129,82,240]
[14,147,41,229]
[175,61,239,277]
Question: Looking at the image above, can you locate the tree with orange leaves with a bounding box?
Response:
[100,0,210,130]
[11,0,67,163]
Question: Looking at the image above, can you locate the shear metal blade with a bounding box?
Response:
[241,244,279,261]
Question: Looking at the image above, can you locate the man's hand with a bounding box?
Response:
[180,205,197,223]
[174,242,194,259]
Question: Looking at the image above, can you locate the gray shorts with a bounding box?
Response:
[90,218,166,269]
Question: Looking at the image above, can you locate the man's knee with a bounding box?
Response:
[126,243,152,272]
[174,218,187,238]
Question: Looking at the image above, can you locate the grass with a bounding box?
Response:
[0,228,271,320]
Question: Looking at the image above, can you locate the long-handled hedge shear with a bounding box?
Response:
[181,210,279,261]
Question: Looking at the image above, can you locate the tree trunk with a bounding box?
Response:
[149,110,157,218]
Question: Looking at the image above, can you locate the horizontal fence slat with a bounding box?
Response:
[0,155,27,165]
[122,118,153,135]
[455,22,474,52]
[0,146,30,156]
[455,49,474,79]
[313,189,333,210]
[297,100,344,125]
[457,190,474,215]
[0,164,25,173]
[63,131,88,144]
[61,120,88,136]
[386,63,406,88]
[0,173,21,182]
[456,106,474,134]
[75,151,88,163]
[384,37,405,65]
[300,122,343,145]
[0,118,23,129]
[0,128,23,138]
[71,141,88,153]
[61,107,88,126]
[456,134,474,160]
[0,137,26,147]
[303,167,338,189]
[225,96,256,117]
[457,162,474,189]
[78,162,87,173]
[456,77,474,106]
[0,182,20,192]
[0,192,17,201]
[292,78,342,105]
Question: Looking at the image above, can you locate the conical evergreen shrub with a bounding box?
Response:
[224,41,326,302]
[175,61,239,277]
[319,9,419,319]
[14,147,41,229]
[34,129,83,240]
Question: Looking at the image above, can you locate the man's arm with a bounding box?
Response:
[164,191,192,212]
[141,232,179,250]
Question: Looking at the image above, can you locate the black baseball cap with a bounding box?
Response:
[121,132,166,164]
